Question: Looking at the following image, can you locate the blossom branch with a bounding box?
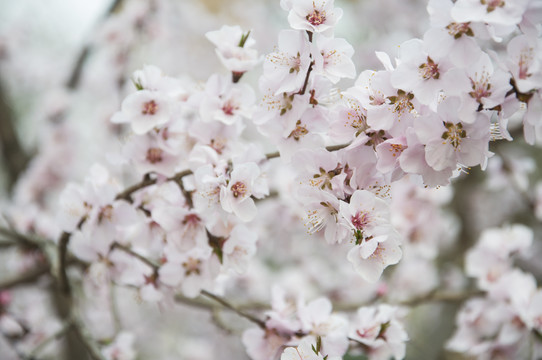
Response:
[116,143,351,203]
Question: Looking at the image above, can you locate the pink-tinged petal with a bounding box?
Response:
[158,262,183,287]
[359,237,380,259]
[425,141,456,171]
[140,283,164,302]
[233,198,257,222]
[347,246,384,283]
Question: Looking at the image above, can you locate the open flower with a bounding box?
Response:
[111,90,171,135]
[206,25,260,74]
[220,162,268,221]
[262,30,311,95]
[339,190,402,282]
[287,0,343,35]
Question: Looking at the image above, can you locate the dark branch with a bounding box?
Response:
[66,0,126,89]
[110,241,159,272]
[0,264,50,290]
[0,79,30,190]
[200,290,266,329]
[57,232,71,295]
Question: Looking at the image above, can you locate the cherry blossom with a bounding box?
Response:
[287,0,343,35]
[339,190,402,282]
[206,25,260,76]
[391,38,470,110]
[349,305,409,360]
[111,90,172,135]
[262,30,311,95]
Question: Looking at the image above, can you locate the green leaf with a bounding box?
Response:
[238,30,251,48]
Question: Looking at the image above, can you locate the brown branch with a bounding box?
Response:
[265,142,351,160]
[0,226,49,249]
[398,290,484,307]
[333,290,484,312]
[175,294,217,311]
[0,79,30,190]
[200,290,266,329]
[26,319,73,359]
[57,232,71,296]
[298,61,314,96]
[110,242,159,272]
[115,169,193,203]
[66,0,126,89]
[71,316,107,360]
[0,264,50,290]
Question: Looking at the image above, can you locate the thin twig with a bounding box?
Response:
[298,61,314,96]
[265,142,351,160]
[27,319,73,359]
[200,290,266,329]
[115,169,192,203]
[175,294,217,311]
[333,290,484,312]
[110,242,159,272]
[398,290,484,307]
[109,282,121,333]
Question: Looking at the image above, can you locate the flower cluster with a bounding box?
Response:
[243,286,408,360]
[447,225,541,358]
[0,0,541,359]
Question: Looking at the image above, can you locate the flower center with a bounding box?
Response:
[146,148,163,164]
[469,73,492,103]
[310,165,342,190]
[481,0,505,12]
[306,7,326,26]
[210,138,226,155]
[388,143,406,157]
[142,100,158,115]
[387,89,415,117]
[441,122,466,149]
[231,181,247,198]
[222,101,237,116]
[98,205,114,223]
[182,214,201,227]
[419,57,440,80]
[288,120,309,141]
[182,257,201,276]
[446,22,473,39]
[352,211,370,231]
